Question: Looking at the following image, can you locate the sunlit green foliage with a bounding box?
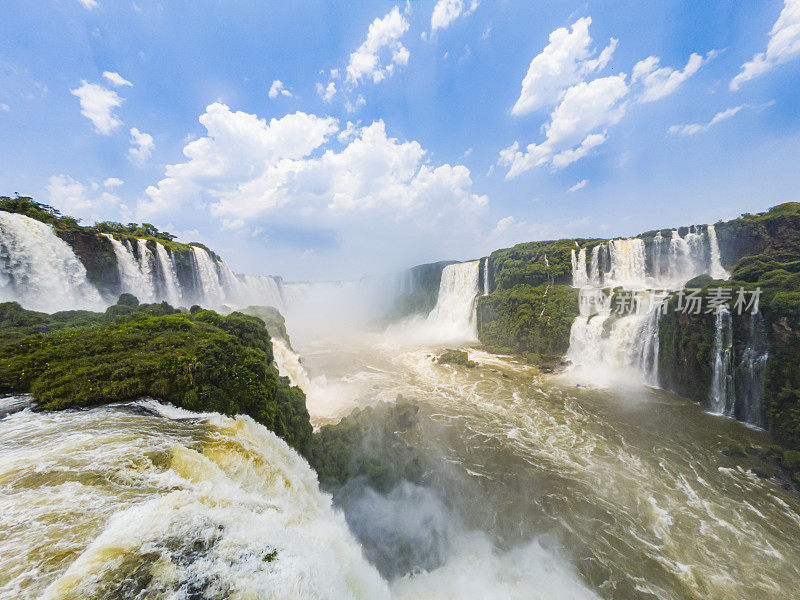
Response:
[477,284,579,356]
[0,298,312,455]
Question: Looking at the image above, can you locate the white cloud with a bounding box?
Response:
[346,6,410,85]
[316,81,337,102]
[46,175,121,218]
[669,106,744,136]
[103,177,124,188]
[128,127,154,165]
[47,175,92,211]
[567,179,588,192]
[632,51,714,103]
[77,0,98,9]
[501,16,713,177]
[0,103,9,112]
[269,80,293,99]
[430,0,479,34]
[141,103,487,243]
[492,216,516,234]
[668,101,776,136]
[511,17,617,116]
[70,81,124,135]
[501,75,628,177]
[102,71,132,87]
[731,0,800,90]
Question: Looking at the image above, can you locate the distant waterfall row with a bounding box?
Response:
[0,211,283,313]
[567,225,768,427]
[571,225,728,290]
[102,236,285,310]
[568,226,725,386]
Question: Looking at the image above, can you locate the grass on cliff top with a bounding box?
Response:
[0,296,312,455]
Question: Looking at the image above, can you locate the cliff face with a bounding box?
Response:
[387,260,457,320]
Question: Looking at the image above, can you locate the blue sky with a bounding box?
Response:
[1,0,799,280]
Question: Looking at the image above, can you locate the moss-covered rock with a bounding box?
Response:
[0,298,312,455]
[240,305,290,344]
[477,284,579,356]
[437,349,476,368]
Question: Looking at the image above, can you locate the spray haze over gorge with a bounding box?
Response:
[3,0,800,598]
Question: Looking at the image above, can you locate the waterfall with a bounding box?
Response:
[736,312,768,426]
[154,242,182,306]
[135,239,158,302]
[567,224,734,384]
[102,234,157,303]
[589,244,603,286]
[0,211,103,312]
[425,260,481,342]
[103,234,146,296]
[607,238,648,287]
[570,248,589,287]
[709,308,735,415]
[707,225,729,280]
[482,258,490,296]
[191,246,226,308]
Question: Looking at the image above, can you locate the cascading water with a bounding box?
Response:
[102,234,148,297]
[424,261,481,342]
[482,258,490,296]
[568,226,729,385]
[736,312,768,426]
[191,246,226,308]
[709,307,735,415]
[0,211,103,312]
[707,225,730,280]
[0,401,389,600]
[135,239,158,302]
[154,242,182,306]
[571,248,589,287]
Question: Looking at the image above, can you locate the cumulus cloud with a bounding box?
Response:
[501,16,713,177]
[143,103,486,224]
[501,75,628,177]
[103,177,124,188]
[731,0,800,90]
[511,17,617,116]
[430,0,479,34]
[46,175,123,220]
[70,81,124,135]
[268,80,293,99]
[632,51,714,103]
[567,179,588,192]
[316,80,337,102]
[102,71,132,87]
[128,127,154,165]
[346,6,410,85]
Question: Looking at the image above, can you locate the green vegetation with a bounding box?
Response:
[782,450,800,470]
[437,349,476,368]
[487,239,603,290]
[309,400,424,493]
[0,297,312,455]
[477,284,579,356]
[240,305,291,344]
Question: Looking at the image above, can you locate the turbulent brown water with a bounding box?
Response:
[2,331,800,599]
